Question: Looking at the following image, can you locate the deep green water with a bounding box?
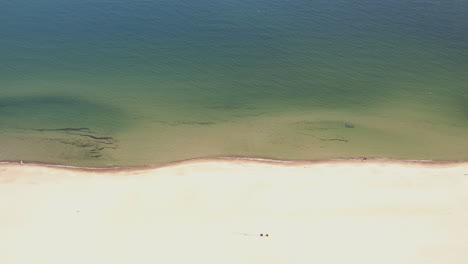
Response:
[1,0,467,166]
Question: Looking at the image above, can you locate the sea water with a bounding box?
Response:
[1,0,467,166]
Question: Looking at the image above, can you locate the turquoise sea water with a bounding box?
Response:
[1,0,467,166]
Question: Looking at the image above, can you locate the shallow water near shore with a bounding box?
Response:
[1,0,468,167]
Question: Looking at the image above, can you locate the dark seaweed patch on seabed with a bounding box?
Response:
[32,128,93,132]
[31,127,118,159]
[153,120,216,126]
[319,138,349,143]
[295,120,355,131]
[294,120,353,143]
[0,95,125,159]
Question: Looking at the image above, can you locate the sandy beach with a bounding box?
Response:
[1,159,467,264]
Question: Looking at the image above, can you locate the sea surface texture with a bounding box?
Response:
[1,0,468,166]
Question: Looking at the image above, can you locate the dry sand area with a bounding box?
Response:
[1,159,468,264]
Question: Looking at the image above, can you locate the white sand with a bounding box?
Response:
[1,160,467,264]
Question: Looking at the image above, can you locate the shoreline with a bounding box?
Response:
[1,156,468,172]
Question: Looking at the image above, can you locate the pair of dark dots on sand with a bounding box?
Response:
[260,234,269,237]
